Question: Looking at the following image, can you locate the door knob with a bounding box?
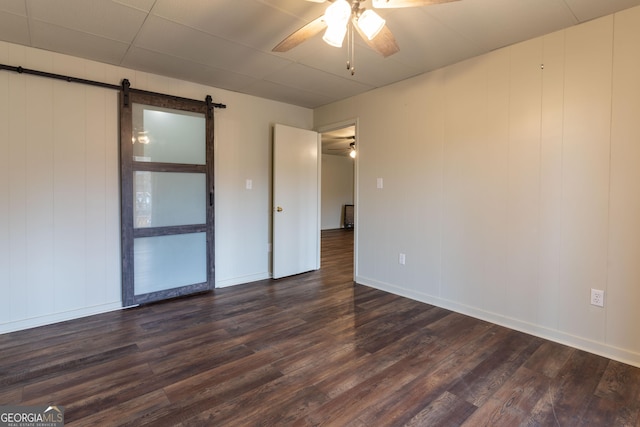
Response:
[276,206,283,212]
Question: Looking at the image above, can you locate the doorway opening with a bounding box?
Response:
[318,121,357,279]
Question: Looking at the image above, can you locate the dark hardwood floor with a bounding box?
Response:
[1,228,639,426]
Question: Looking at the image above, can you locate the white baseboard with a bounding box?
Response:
[216,272,271,288]
[0,301,123,334]
[1,272,274,333]
[356,275,640,369]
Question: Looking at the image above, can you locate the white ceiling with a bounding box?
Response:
[1,0,640,109]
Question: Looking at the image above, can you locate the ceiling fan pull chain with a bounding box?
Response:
[351,31,356,75]
[349,22,355,75]
[349,22,354,73]
[346,22,351,70]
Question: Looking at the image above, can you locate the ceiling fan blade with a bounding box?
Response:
[272,15,327,52]
[353,20,399,58]
[372,0,460,8]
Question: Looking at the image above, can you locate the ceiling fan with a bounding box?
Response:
[327,139,357,158]
[273,0,460,68]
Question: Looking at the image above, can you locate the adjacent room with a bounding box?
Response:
[1,0,640,424]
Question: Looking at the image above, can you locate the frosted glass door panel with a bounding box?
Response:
[134,172,206,228]
[134,233,207,294]
[132,104,205,165]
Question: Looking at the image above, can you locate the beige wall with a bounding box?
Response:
[0,41,313,332]
[315,6,640,367]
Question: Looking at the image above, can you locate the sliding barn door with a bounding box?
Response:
[120,92,214,306]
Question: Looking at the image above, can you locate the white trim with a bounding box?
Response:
[0,302,123,334]
[216,272,271,288]
[316,131,322,270]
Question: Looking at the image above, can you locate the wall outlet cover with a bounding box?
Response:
[591,289,604,307]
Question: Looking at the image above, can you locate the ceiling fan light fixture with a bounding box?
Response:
[323,0,351,28]
[322,0,351,47]
[357,9,386,40]
[323,24,348,47]
[350,148,356,158]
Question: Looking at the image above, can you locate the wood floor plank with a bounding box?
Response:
[579,396,626,427]
[21,361,155,405]
[1,343,140,388]
[300,317,503,426]
[148,343,255,380]
[135,322,231,352]
[523,340,575,378]
[595,360,640,404]
[312,313,488,401]
[188,375,328,426]
[15,342,161,395]
[355,304,449,353]
[549,350,611,425]
[459,366,551,426]
[347,324,517,426]
[447,330,544,407]
[130,365,284,426]
[2,229,639,426]
[65,389,171,427]
[273,337,362,375]
[405,391,478,427]
[161,348,280,402]
[0,386,22,405]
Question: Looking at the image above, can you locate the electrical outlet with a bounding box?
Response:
[399,253,406,265]
[590,289,604,307]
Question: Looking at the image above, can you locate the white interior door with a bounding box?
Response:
[273,124,320,279]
